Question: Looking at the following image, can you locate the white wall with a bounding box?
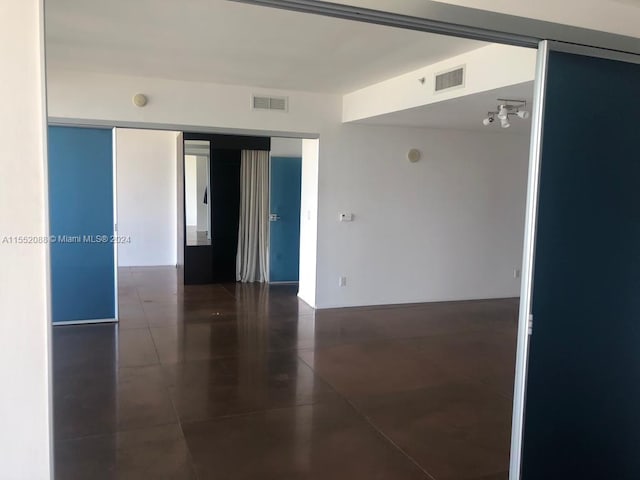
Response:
[116,128,179,267]
[343,44,536,122]
[0,1,52,478]
[315,124,530,307]
[271,137,303,157]
[47,70,339,136]
[48,69,530,309]
[298,139,320,307]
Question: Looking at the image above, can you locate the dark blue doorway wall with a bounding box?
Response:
[520,50,640,479]
[48,126,116,323]
[269,156,302,282]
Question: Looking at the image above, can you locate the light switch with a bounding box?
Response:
[339,213,353,222]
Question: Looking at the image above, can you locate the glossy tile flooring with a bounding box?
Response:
[54,267,518,480]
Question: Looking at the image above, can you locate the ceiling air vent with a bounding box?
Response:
[252,95,288,112]
[434,66,465,93]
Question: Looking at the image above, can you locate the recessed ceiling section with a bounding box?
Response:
[45,0,487,93]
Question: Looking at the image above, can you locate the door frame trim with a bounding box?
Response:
[230,0,539,47]
[112,127,119,322]
[545,39,640,64]
[509,39,550,480]
[230,0,640,55]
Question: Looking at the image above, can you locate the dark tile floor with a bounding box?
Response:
[53,267,518,480]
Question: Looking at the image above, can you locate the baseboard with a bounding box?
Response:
[297,293,316,309]
[314,296,521,310]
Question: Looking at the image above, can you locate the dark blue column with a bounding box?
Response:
[521,52,640,479]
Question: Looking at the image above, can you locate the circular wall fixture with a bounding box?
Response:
[407,148,421,163]
[132,93,148,107]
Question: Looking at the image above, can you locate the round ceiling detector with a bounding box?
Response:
[407,149,421,163]
[132,93,148,107]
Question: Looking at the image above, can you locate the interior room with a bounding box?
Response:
[46,0,537,478]
[45,1,538,478]
[5,1,640,479]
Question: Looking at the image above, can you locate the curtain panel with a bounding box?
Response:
[236,150,269,282]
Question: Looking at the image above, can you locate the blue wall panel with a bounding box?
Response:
[521,52,640,479]
[48,126,115,323]
[269,157,302,282]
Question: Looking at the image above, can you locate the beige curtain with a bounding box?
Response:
[236,150,269,282]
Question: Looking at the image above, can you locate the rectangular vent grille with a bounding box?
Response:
[435,66,465,92]
[252,95,288,112]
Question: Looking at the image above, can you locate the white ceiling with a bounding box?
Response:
[44,0,486,94]
[354,81,535,134]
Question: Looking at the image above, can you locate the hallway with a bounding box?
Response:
[54,267,517,480]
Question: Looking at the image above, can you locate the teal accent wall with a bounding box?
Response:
[48,126,115,322]
[269,156,302,282]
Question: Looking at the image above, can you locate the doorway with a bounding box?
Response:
[180,134,306,286]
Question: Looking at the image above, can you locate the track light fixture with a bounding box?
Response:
[482,99,529,128]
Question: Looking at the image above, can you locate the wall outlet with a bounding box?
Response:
[514,268,521,279]
[338,276,347,287]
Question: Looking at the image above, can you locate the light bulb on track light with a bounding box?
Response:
[485,100,529,128]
